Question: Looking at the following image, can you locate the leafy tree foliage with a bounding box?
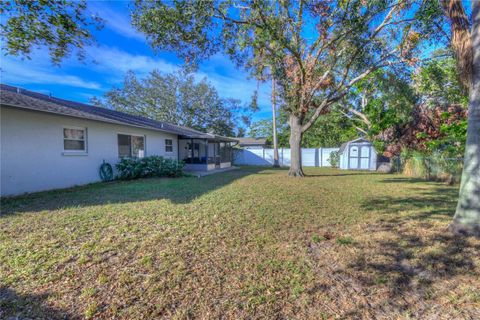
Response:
[92,70,251,137]
[249,119,273,139]
[249,109,357,148]
[236,127,246,138]
[346,69,417,138]
[414,55,468,107]
[132,0,443,176]
[0,0,102,64]
[300,110,358,148]
[381,104,467,158]
[342,52,468,159]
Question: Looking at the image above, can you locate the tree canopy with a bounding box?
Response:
[132,0,447,176]
[92,70,253,137]
[0,0,103,64]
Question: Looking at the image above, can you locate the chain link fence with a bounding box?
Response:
[391,155,463,184]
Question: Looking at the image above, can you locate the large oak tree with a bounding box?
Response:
[132,0,440,176]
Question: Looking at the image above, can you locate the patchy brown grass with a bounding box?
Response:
[1,167,479,319]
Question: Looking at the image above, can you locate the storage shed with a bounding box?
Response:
[339,138,377,170]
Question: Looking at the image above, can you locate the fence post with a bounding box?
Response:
[320,148,323,167]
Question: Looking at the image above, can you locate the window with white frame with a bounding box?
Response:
[165,139,173,153]
[118,134,145,158]
[63,127,87,152]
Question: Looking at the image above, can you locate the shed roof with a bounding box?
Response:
[0,84,238,142]
[339,138,371,153]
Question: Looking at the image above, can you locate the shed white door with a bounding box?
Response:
[349,145,371,169]
[359,146,370,169]
[349,146,359,169]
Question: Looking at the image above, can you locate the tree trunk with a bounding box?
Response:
[450,3,480,236]
[272,77,280,168]
[288,114,304,177]
[441,0,473,90]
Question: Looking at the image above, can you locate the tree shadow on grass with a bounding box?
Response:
[0,167,264,216]
[361,186,458,221]
[0,286,76,320]
[306,178,478,317]
[336,225,480,318]
[304,172,379,177]
[333,181,480,317]
[379,177,431,184]
[308,186,480,318]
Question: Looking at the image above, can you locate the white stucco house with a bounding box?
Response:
[0,84,237,197]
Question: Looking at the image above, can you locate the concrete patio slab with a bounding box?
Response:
[185,166,240,177]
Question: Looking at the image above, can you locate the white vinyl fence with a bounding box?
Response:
[234,147,340,167]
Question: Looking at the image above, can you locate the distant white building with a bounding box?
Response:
[338,138,378,171]
[237,137,269,149]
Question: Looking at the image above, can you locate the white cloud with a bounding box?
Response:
[0,44,271,114]
[86,45,180,77]
[83,46,271,110]
[88,2,145,41]
[0,57,102,90]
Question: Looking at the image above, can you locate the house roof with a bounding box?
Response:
[237,137,267,146]
[0,84,238,142]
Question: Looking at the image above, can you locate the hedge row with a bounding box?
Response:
[115,156,184,180]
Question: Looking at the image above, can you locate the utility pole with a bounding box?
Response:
[272,76,280,167]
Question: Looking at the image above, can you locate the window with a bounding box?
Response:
[118,134,145,158]
[63,127,86,152]
[165,139,173,153]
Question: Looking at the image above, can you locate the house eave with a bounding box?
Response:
[178,134,239,143]
[0,103,182,136]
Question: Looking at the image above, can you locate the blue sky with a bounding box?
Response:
[0,1,272,122]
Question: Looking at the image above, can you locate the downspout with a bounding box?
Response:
[177,138,180,162]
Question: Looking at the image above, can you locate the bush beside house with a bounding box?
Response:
[116,156,184,180]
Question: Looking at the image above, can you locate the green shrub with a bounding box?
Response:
[401,150,462,184]
[329,151,340,168]
[115,156,184,180]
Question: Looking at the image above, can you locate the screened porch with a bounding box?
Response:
[178,137,237,171]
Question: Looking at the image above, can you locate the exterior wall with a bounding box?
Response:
[1,107,178,196]
[370,148,378,171]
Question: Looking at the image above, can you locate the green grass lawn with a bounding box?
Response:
[1,167,479,319]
